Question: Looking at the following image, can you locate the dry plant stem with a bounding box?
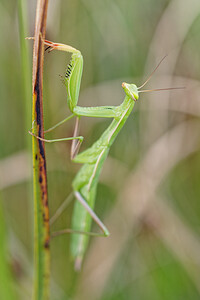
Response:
[31,0,49,299]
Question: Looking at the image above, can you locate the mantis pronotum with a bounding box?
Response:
[29,39,183,270]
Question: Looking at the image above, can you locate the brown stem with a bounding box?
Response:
[31,0,50,299]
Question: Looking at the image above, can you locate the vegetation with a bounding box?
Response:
[1,0,200,299]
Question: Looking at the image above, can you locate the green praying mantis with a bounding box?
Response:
[29,39,183,270]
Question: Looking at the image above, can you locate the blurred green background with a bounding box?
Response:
[1,0,200,299]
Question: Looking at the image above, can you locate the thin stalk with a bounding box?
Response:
[31,0,50,299]
[17,0,33,277]
[17,0,32,148]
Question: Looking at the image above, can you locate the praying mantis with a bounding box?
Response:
[29,38,183,270]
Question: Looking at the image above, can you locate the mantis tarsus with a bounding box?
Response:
[29,38,183,270]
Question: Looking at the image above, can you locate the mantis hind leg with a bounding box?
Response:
[51,191,110,238]
[50,192,74,226]
[73,191,109,236]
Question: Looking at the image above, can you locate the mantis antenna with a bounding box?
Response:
[137,55,185,93]
[139,87,185,93]
[138,55,168,89]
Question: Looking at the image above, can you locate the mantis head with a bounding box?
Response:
[122,82,139,101]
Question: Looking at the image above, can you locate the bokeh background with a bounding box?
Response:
[1,0,200,299]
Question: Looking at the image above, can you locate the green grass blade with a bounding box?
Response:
[0,195,15,300]
[17,0,32,148]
